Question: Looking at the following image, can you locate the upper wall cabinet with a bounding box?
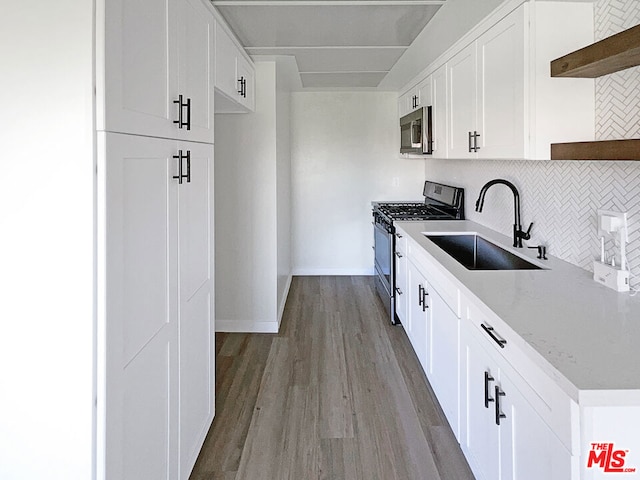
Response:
[398,76,431,118]
[98,0,215,144]
[431,65,447,159]
[214,22,256,113]
[400,0,595,160]
[448,6,526,159]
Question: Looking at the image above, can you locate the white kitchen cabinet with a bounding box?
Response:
[398,76,431,118]
[427,285,459,436]
[236,54,256,111]
[215,21,256,113]
[99,132,180,480]
[407,259,430,372]
[394,230,408,325]
[176,0,216,142]
[214,22,239,101]
[475,6,525,159]
[403,233,462,434]
[461,314,572,480]
[398,91,412,118]
[431,65,448,158]
[98,132,215,480]
[402,0,594,160]
[398,87,418,118]
[99,0,215,143]
[447,7,525,160]
[462,323,500,480]
[447,42,477,159]
[499,369,573,480]
[177,142,215,480]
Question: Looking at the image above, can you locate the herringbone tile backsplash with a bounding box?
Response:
[425,0,640,289]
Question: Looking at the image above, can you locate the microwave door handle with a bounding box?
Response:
[425,105,434,154]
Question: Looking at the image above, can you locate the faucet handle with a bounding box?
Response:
[522,222,533,240]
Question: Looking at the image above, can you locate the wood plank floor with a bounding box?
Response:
[190,276,475,480]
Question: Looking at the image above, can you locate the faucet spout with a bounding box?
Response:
[474,179,532,248]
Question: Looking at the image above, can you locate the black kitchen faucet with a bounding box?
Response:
[475,179,533,248]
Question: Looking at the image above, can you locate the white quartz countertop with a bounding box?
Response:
[396,220,640,404]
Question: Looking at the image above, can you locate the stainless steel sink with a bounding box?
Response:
[425,234,542,270]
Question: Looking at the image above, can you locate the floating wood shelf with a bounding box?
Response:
[551,139,640,161]
[551,24,640,78]
[550,24,640,160]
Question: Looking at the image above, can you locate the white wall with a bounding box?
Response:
[291,92,424,275]
[276,63,292,319]
[0,2,94,479]
[215,61,292,332]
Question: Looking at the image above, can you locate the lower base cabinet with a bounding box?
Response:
[407,259,429,372]
[426,285,459,437]
[396,225,574,480]
[460,321,572,480]
[98,132,215,480]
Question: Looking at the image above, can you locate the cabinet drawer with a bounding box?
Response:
[466,302,578,454]
[407,238,460,317]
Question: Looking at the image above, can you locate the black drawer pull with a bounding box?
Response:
[495,386,506,425]
[484,371,494,408]
[481,323,507,348]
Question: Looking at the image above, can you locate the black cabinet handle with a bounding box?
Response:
[484,371,495,408]
[481,323,507,348]
[238,77,247,97]
[185,150,191,183]
[495,386,506,425]
[395,252,403,258]
[395,233,403,239]
[422,287,429,312]
[185,97,191,131]
[395,287,403,296]
[173,95,191,130]
[172,150,190,184]
[468,131,473,153]
[174,94,184,129]
[173,151,184,185]
[418,284,424,306]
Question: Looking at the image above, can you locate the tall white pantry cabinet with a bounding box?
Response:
[96,0,215,479]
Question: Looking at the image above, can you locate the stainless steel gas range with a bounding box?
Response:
[372,181,465,325]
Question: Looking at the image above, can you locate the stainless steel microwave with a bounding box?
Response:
[400,106,433,155]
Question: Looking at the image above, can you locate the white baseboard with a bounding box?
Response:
[215,319,279,334]
[292,268,375,276]
[216,274,293,334]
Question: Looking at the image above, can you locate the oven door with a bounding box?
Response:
[373,216,396,323]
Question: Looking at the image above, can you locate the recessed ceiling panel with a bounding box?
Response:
[245,47,406,72]
[300,72,387,88]
[216,5,441,47]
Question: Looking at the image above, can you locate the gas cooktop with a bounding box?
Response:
[373,202,455,221]
[372,181,465,223]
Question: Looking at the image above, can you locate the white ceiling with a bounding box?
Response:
[212,0,446,89]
